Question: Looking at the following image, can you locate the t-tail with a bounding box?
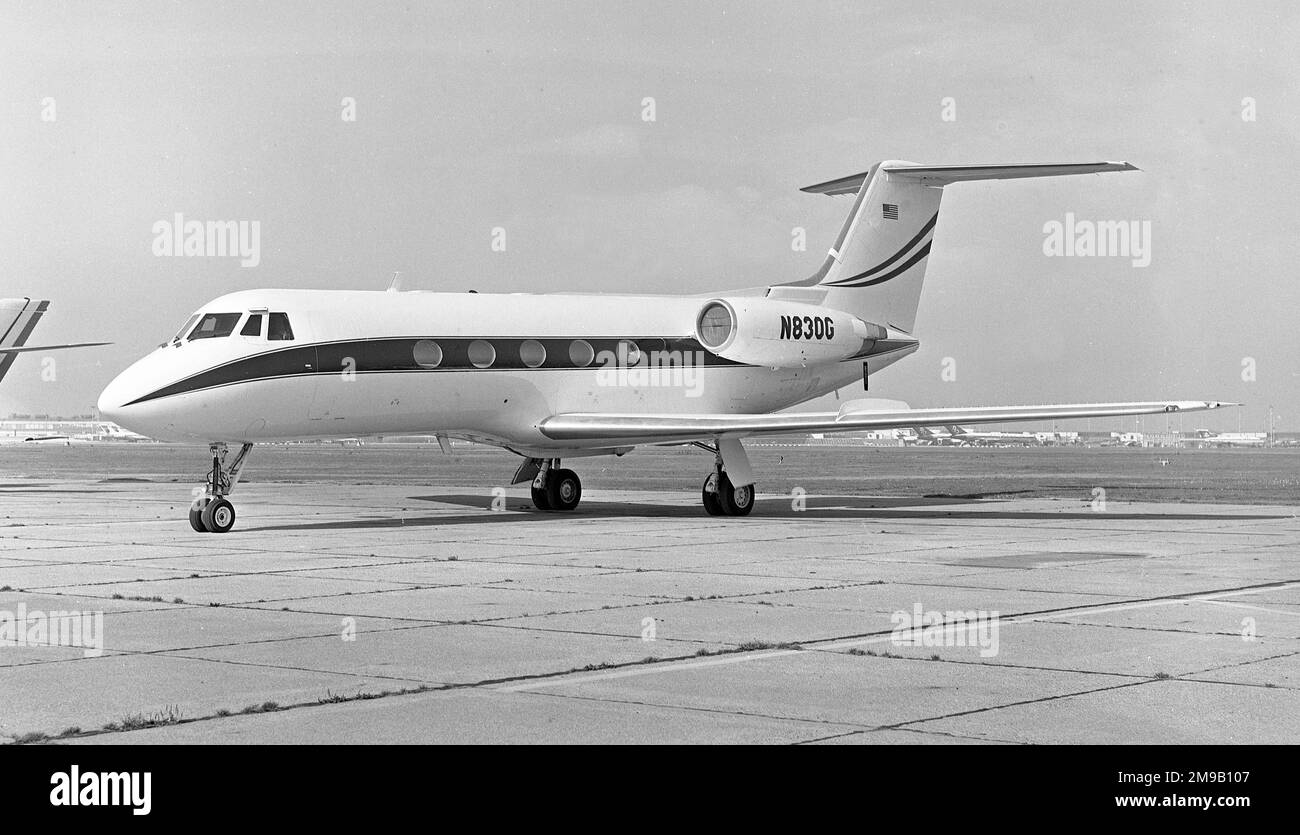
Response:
[777,161,1137,333]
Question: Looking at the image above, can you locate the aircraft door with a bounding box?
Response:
[305,309,350,424]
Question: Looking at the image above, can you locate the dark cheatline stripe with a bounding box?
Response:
[124,334,920,406]
[821,211,938,287]
[125,336,743,406]
[828,241,932,289]
[125,344,319,406]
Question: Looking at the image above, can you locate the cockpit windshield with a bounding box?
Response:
[168,314,200,345]
[163,310,291,347]
[187,313,242,341]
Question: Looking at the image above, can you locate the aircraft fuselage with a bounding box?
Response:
[98,289,916,451]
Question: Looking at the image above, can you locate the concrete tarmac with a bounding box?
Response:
[1,479,1297,744]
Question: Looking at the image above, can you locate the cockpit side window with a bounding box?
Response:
[240,313,264,337]
[188,312,242,341]
[169,314,200,345]
[268,312,294,341]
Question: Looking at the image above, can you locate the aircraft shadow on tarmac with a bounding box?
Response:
[249,494,1287,531]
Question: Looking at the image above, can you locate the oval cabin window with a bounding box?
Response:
[519,340,546,368]
[467,340,496,369]
[413,340,443,368]
[568,339,595,368]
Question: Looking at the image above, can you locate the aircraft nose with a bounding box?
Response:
[97,369,131,424]
[97,359,155,434]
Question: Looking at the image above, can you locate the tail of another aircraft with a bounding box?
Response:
[0,298,50,383]
[779,161,1137,333]
[0,298,111,384]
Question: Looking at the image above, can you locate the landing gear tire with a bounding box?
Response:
[188,442,252,533]
[703,472,754,517]
[531,484,552,510]
[201,498,236,533]
[189,499,209,533]
[702,475,724,516]
[546,468,582,511]
[719,476,755,516]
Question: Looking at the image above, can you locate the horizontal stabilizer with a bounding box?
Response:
[539,401,1233,444]
[800,171,875,196]
[0,341,112,354]
[801,161,1137,195]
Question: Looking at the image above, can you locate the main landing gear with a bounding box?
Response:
[189,442,252,533]
[513,441,755,517]
[525,459,582,512]
[699,444,755,517]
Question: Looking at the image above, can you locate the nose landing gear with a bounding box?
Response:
[190,442,252,533]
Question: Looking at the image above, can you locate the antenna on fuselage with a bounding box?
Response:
[386,271,405,292]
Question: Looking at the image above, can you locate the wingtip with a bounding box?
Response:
[1165,400,1239,412]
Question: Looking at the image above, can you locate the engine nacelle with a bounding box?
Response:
[694,298,886,368]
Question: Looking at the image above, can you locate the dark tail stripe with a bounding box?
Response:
[820,211,938,287]
[829,241,932,289]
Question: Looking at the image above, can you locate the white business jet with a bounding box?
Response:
[98,161,1232,532]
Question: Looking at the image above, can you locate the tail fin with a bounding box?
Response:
[0,298,111,384]
[0,298,49,383]
[781,161,1137,333]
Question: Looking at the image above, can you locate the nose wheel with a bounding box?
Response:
[197,498,237,533]
[190,442,252,533]
[188,500,207,532]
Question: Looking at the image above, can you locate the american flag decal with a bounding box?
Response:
[882,203,899,220]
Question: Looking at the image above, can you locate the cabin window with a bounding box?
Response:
[240,314,264,337]
[617,340,643,366]
[188,313,242,340]
[268,312,295,341]
[467,340,496,368]
[569,339,594,368]
[413,340,443,368]
[519,340,546,368]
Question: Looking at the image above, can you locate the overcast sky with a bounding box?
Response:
[1,0,1296,432]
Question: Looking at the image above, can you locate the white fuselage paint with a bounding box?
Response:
[98,289,916,451]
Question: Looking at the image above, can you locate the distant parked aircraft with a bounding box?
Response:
[1185,430,1267,448]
